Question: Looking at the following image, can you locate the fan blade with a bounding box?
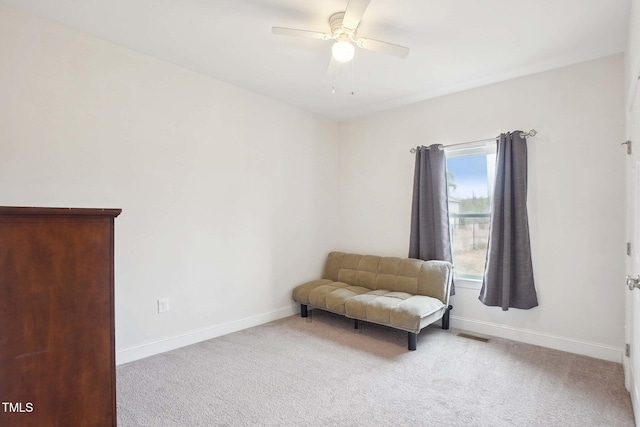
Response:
[272,27,332,41]
[343,0,371,30]
[327,57,341,75]
[357,38,410,58]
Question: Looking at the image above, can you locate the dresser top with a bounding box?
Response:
[0,207,122,217]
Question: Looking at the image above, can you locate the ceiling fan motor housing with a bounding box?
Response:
[329,12,355,39]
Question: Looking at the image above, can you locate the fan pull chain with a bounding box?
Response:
[350,54,355,95]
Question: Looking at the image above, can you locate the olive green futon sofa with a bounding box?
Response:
[292,252,453,350]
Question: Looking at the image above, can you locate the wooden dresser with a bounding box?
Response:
[0,207,121,427]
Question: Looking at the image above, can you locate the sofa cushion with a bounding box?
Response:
[292,279,333,304]
[416,261,453,305]
[320,251,452,303]
[344,290,446,333]
[292,279,370,316]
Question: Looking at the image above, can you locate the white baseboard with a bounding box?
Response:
[116,306,297,365]
[451,315,623,363]
[116,309,623,365]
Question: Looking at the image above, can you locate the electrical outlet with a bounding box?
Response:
[158,298,170,313]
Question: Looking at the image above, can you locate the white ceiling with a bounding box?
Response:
[1,0,632,120]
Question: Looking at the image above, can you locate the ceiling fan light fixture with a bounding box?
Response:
[332,40,355,63]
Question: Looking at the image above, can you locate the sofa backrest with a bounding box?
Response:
[322,252,453,304]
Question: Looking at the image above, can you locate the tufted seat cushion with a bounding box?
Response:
[344,291,446,333]
[292,279,370,315]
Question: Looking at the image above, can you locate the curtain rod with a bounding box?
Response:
[409,129,538,153]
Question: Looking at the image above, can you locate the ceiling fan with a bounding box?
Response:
[272,0,410,75]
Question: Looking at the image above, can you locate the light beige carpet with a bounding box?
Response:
[117,310,634,426]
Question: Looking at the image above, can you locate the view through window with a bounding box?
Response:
[446,144,496,280]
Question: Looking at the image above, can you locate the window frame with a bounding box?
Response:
[445,141,496,290]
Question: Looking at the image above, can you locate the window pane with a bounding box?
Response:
[447,153,491,279]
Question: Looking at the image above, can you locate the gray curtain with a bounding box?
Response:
[479,131,538,310]
[409,144,454,295]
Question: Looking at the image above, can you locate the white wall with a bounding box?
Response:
[337,54,626,361]
[0,5,340,364]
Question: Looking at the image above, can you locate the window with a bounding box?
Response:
[445,143,496,282]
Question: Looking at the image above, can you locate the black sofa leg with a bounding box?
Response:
[442,305,453,330]
[300,304,308,318]
[354,319,359,330]
[408,332,417,351]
